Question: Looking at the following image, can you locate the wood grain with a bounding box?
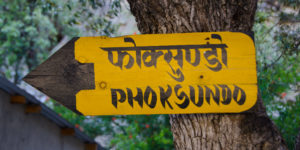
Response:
[23,38,95,113]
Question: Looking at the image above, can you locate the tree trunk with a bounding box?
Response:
[127,0,287,149]
[296,130,300,150]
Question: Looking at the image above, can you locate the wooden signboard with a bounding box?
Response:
[24,32,257,115]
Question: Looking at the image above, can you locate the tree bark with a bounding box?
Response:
[127,0,287,149]
[296,130,300,150]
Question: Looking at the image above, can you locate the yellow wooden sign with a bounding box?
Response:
[75,32,257,115]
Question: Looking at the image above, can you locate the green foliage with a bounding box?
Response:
[278,0,300,8]
[0,0,120,84]
[109,115,174,150]
[255,1,300,149]
[272,97,300,149]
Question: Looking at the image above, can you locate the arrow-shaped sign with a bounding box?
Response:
[24,32,258,115]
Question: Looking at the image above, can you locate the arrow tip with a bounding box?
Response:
[23,38,94,114]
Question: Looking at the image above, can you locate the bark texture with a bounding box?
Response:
[296,130,300,150]
[127,0,287,150]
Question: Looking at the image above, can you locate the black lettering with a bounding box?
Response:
[102,35,229,82]
[204,34,228,71]
[174,84,189,109]
[205,85,220,105]
[173,49,183,68]
[193,85,204,107]
[189,86,195,106]
[211,34,227,66]
[111,89,126,108]
[127,88,143,108]
[204,48,222,72]
[218,84,232,105]
[159,85,173,109]
[144,86,157,108]
[108,51,134,69]
[164,50,172,63]
[233,85,246,105]
[124,37,142,68]
[185,48,200,66]
[165,49,185,82]
[142,50,163,67]
[167,67,184,82]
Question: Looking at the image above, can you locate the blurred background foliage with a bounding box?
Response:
[0,0,120,84]
[0,0,299,149]
[255,1,299,149]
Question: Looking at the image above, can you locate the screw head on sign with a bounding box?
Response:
[99,81,107,89]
